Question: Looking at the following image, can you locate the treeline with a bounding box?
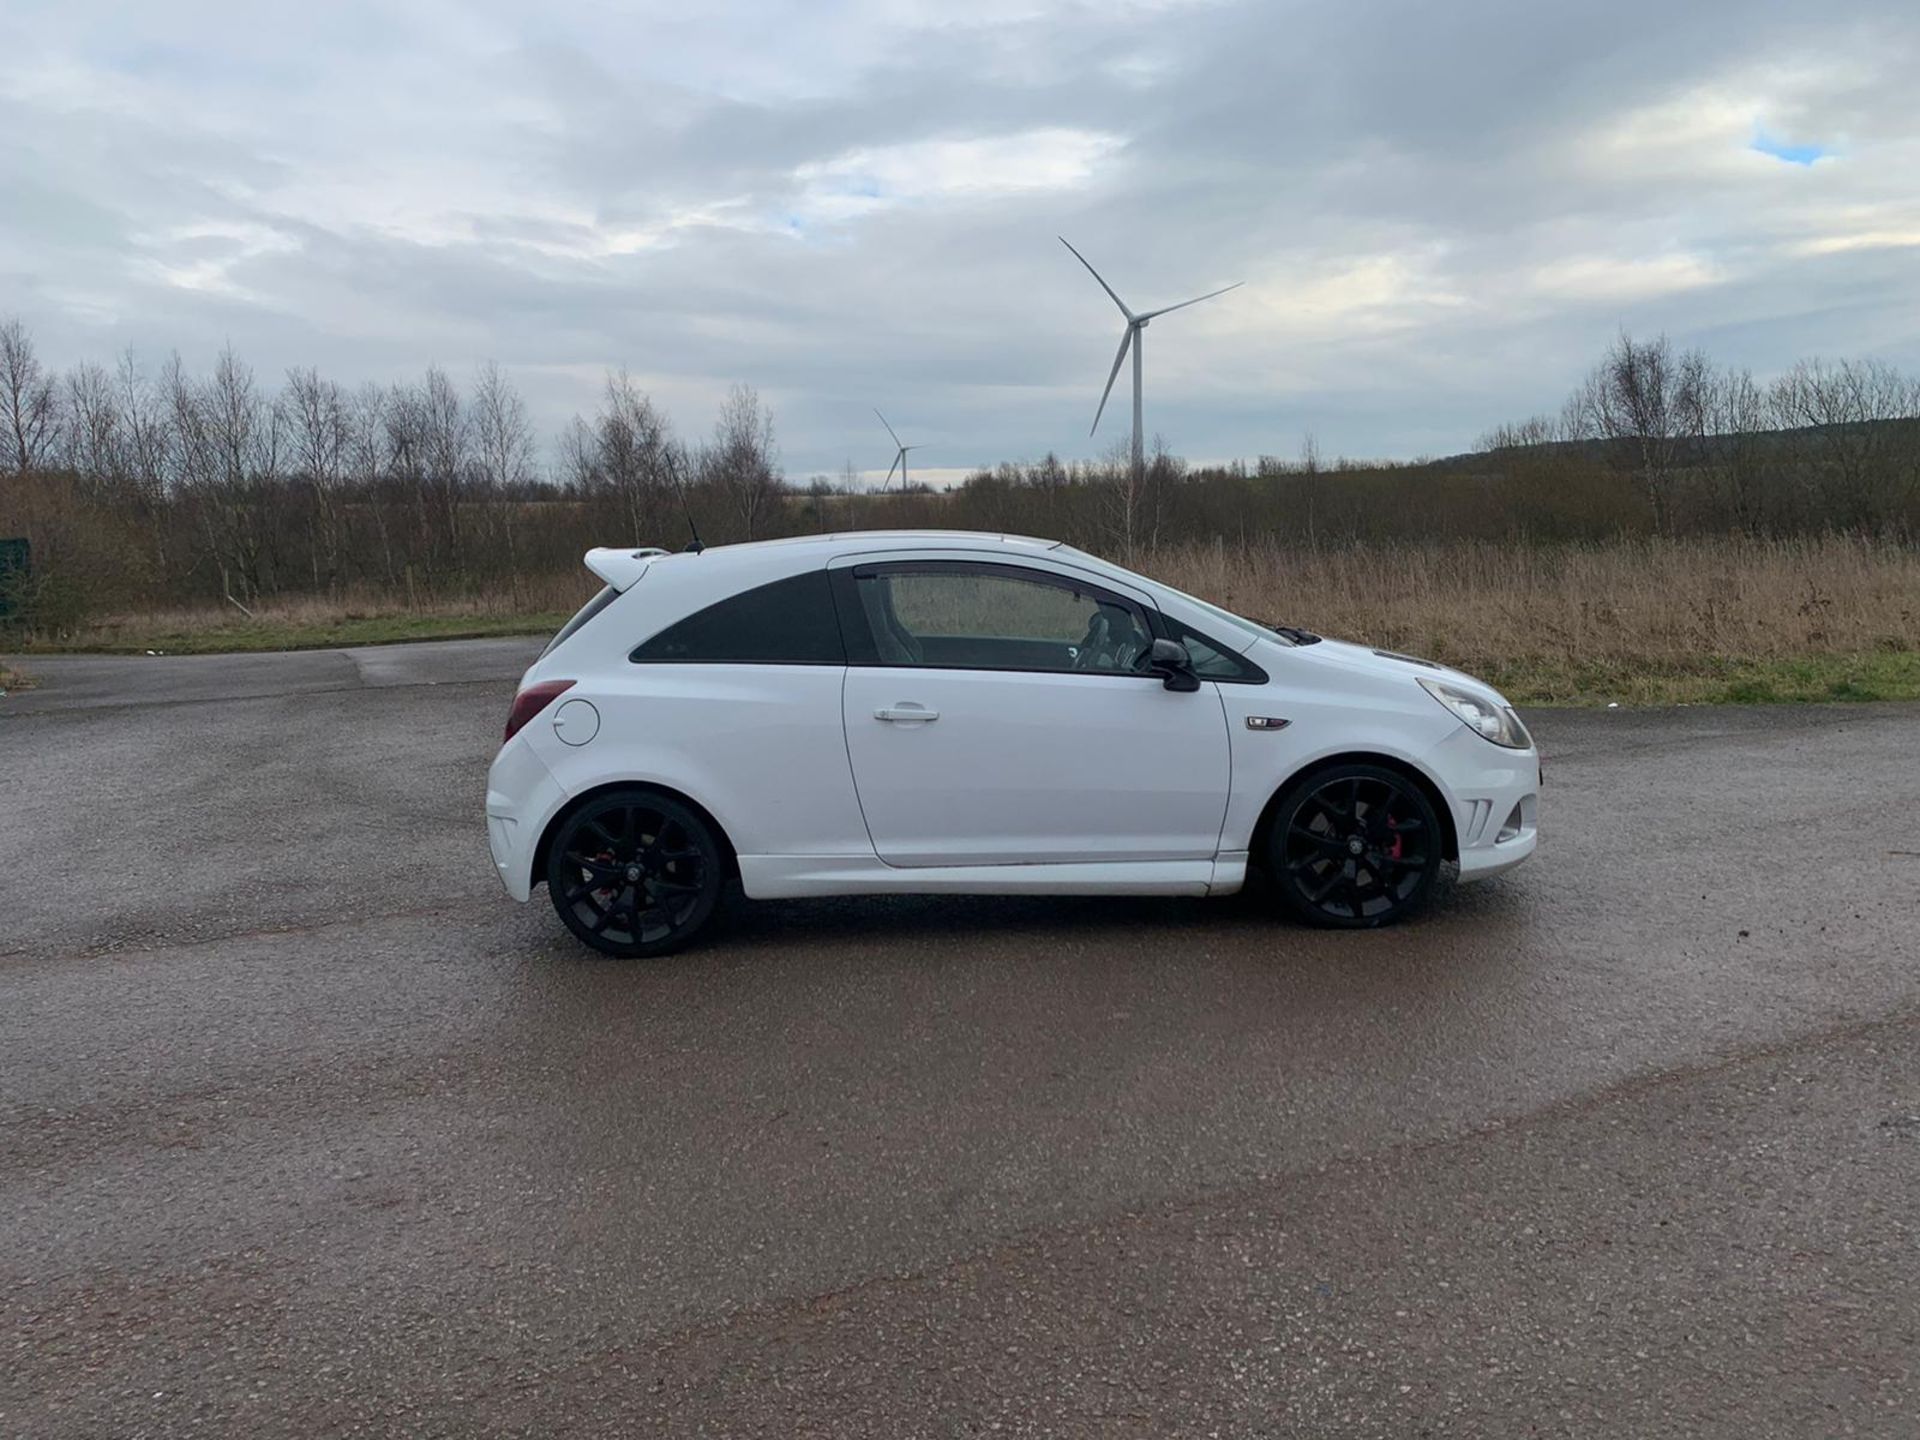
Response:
[0,316,804,623]
[948,333,1920,554]
[1477,332,1920,537]
[2,318,1917,629]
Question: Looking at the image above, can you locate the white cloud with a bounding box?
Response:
[1792,227,1920,257]
[1529,254,1722,303]
[133,221,304,297]
[792,129,1123,223]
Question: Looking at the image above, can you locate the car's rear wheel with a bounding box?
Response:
[545,790,724,957]
[1266,763,1442,928]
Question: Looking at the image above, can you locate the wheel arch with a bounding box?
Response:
[1249,751,1460,868]
[531,779,741,890]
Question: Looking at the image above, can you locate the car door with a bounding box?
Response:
[833,557,1232,867]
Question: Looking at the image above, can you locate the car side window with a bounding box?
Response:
[1165,619,1269,683]
[630,570,844,664]
[850,563,1153,675]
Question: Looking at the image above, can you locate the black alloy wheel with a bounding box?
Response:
[545,790,724,957]
[1267,763,1443,928]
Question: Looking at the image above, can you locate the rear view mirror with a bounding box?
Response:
[1146,637,1202,692]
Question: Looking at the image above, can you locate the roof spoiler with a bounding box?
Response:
[583,547,670,593]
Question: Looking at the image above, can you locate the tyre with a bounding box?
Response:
[1265,763,1443,928]
[545,789,724,957]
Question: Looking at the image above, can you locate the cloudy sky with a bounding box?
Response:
[3,0,1918,481]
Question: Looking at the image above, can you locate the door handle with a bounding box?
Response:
[874,704,939,723]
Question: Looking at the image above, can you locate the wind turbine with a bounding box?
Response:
[874,409,924,492]
[1059,236,1242,485]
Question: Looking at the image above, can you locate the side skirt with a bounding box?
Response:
[739,855,1243,900]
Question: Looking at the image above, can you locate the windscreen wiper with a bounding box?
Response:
[1266,622,1322,645]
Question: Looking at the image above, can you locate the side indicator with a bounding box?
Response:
[1245,716,1291,731]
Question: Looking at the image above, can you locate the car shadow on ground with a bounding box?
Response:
[702,866,1535,953]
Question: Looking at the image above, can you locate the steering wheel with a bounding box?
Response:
[1071,613,1110,669]
[1073,607,1146,672]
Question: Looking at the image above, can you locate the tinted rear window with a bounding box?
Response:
[631,570,844,665]
[542,584,618,658]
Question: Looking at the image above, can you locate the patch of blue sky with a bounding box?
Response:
[1751,129,1826,166]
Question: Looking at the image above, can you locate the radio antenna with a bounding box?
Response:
[665,444,705,553]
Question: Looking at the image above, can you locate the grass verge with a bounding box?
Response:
[1481,650,1920,706]
[3,610,568,656]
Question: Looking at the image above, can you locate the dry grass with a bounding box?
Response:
[10,535,1919,704]
[1149,534,1920,664]
[1146,534,1920,703]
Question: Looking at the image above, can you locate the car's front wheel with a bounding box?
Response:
[1265,763,1442,928]
[545,789,724,957]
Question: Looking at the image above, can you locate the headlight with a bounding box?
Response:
[1418,677,1532,749]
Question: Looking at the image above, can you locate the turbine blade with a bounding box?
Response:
[1136,281,1244,322]
[1059,236,1134,321]
[1091,326,1135,436]
[884,452,902,489]
[873,407,903,448]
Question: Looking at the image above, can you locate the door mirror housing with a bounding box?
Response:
[1146,637,1202,692]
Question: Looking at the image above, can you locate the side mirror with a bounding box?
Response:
[1146,637,1202,692]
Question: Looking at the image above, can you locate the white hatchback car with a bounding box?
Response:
[487,530,1538,956]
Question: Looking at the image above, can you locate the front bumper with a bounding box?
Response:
[485,737,568,902]
[1427,727,1539,883]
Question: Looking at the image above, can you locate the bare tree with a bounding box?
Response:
[158,352,220,597]
[284,366,353,590]
[1477,414,1562,452]
[471,362,537,585]
[60,361,123,485]
[1568,332,1711,533]
[1298,431,1322,546]
[1,318,61,474]
[1139,433,1182,554]
[563,369,679,544]
[204,345,275,489]
[1097,436,1141,562]
[1770,357,1920,527]
[117,350,172,504]
[1703,367,1773,534]
[472,362,535,493]
[701,383,782,540]
[162,352,212,492]
[110,349,177,578]
[395,366,470,579]
[347,383,397,586]
[383,376,430,564]
[198,345,280,599]
[384,376,460,589]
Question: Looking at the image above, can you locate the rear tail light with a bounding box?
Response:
[505,679,575,741]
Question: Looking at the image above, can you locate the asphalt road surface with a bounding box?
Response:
[3,641,1917,1438]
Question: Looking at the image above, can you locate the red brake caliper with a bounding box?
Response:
[1386,818,1404,861]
